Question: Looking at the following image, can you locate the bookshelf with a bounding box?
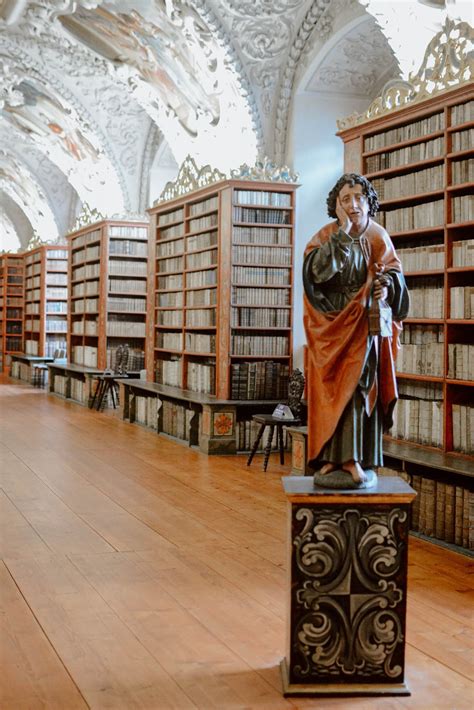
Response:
[23,245,69,358]
[0,253,24,372]
[339,84,473,463]
[145,177,297,452]
[67,219,148,372]
[338,83,473,552]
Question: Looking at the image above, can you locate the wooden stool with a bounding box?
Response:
[247,413,300,471]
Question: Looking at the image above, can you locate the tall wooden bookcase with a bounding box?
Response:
[339,83,473,461]
[339,83,473,550]
[0,253,24,371]
[24,245,69,357]
[67,219,149,370]
[146,179,297,403]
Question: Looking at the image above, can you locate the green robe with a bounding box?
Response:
[303,228,409,470]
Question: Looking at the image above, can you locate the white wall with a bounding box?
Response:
[289,91,369,370]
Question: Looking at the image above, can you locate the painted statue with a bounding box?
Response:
[303,173,409,485]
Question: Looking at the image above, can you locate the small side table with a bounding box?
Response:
[281,476,415,697]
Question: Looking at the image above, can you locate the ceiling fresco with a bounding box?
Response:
[0,0,463,249]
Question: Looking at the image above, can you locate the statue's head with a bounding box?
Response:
[326,173,379,219]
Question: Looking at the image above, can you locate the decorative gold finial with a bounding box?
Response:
[337,18,473,130]
[155,156,226,204]
[230,156,299,183]
[71,203,105,231]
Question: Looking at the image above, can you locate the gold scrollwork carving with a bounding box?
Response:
[230,155,298,183]
[155,155,226,204]
[337,18,473,131]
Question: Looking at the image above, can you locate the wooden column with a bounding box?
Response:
[281,476,416,697]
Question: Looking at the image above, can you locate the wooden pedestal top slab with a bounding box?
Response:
[282,475,416,505]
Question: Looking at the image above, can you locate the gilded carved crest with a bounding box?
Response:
[337,18,473,130]
[155,155,226,203]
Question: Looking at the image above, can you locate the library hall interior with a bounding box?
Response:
[0,0,473,708]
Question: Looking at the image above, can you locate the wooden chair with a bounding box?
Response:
[247,369,305,472]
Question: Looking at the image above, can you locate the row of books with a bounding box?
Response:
[24,321,39,332]
[187,361,215,394]
[46,259,68,270]
[108,226,147,240]
[69,228,101,248]
[186,231,217,252]
[364,112,444,151]
[232,245,292,266]
[161,400,195,440]
[134,396,159,428]
[189,213,218,233]
[158,207,184,226]
[233,226,292,245]
[232,286,290,306]
[232,266,291,286]
[72,346,98,367]
[158,223,183,240]
[365,137,444,173]
[4,336,22,350]
[233,207,291,225]
[5,308,22,319]
[447,344,473,380]
[46,274,68,285]
[186,288,216,307]
[453,238,474,266]
[72,320,97,335]
[450,286,474,319]
[25,340,39,355]
[234,190,292,208]
[189,195,219,216]
[156,292,183,307]
[231,307,290,328]
[452,158,474,184]
[395,243,444,272]
[72,263,100,280]
[155,358,181,387]
[397,344,443,377]
[45,319,68,332]
[392,397,443,447]
[451,128,473,152]
[158,310,217,328]
[107,297,147,313]
[451,100,473,125]
[106,322,146,337]
[6,323,22,334]
[44,339,67,357]
[186,250,218,270]
[25,276,41,289]
[452,404,474,454]
[105,346,145,372]
[232,334,289,356]
[186,333,215,353]
[156,238,184,258]
[107,279,147,294]
[70,378,85,403]
[230,361,289,400]
[452,194,474,222]
[25,264,42,276]
[185,270,217,289]
[109,241,148,257]
[109,261,147,276]
[72,281,99,297]
[185,309,216,327]
[407,283,444,318]
[400,324,443,344]
[72,245,100,264]
[411,476,473,548]
[72,298,99,313]
[377,199,444,232]
[46,288,67,299]
[372,164,444,201]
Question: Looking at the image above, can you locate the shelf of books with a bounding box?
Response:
[0,253,24,372]
[339,83,473,550]
[67,218,148,374]
[145,178,297,451]
[23,245,69,359]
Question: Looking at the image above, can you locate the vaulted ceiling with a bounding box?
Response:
[0,0,459,250]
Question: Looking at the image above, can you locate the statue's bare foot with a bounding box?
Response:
[342,461,367,484]
[320,463,337,475]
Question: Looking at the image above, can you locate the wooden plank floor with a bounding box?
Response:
[1,379,473,710]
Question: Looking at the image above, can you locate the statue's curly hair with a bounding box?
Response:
[326,173,379,218]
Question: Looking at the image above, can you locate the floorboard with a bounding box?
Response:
[1,379,473,709]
